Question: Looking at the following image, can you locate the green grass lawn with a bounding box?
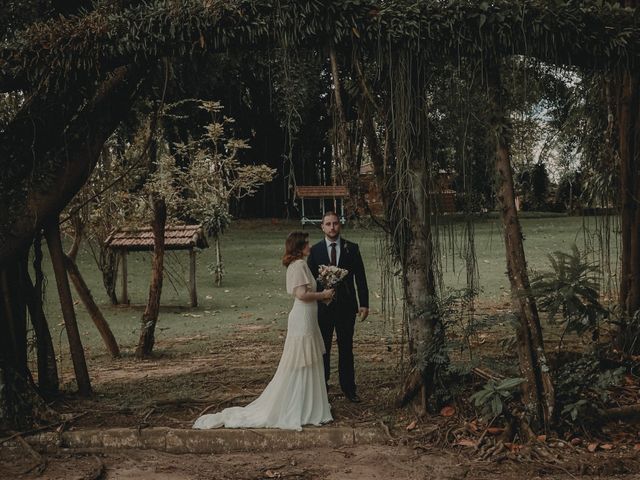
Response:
[36,214,618,367]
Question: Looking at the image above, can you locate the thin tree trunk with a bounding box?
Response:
[94,149,120,305]
[102,248,120,305]
[189,249,197,307]
[488,64,554,433]
[215,237,222,287]
[120,250,129,305]
[64,254,120,358]
[356,59,394,228]
[135,196,167,358]
[44,217,92,396]
[329,46,360,214]
[66,214,120,357]
[25,234,59,396]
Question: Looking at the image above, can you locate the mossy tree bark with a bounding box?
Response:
[488,64,554,433]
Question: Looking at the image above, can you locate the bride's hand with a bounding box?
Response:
[321,288,334,304]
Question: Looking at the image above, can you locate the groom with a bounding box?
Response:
[308,211,369,403]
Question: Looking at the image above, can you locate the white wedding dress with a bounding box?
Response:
[193,259,332,431]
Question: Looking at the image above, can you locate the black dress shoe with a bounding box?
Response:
[345,392,361,403]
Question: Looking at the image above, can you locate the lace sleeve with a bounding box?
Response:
[286,260,312,294]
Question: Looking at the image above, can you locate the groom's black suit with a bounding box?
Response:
[308,238,368,397]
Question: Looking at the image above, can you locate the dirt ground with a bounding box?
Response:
[3,301,640,479]
[3,440,640,480]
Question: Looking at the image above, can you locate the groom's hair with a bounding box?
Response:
[282,231,309,267]
[322,211,339,223]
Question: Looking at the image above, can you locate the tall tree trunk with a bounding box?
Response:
[136,196,167,358]
[488,64,554,433]
[44,217,92,396]
[396,168,444,412]
[385,51,444,412]
[26,234,59,396]
[616,65,640,321]
[0,251,34,429]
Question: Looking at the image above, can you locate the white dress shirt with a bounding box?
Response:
[325,236,341,265]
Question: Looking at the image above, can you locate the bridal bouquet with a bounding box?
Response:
[317,265,348,304]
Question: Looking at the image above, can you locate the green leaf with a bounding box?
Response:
[491,396,503,415]
[496,377,525,391]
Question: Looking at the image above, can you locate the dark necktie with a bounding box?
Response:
[330,242,337,266]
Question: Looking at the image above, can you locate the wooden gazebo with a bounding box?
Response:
[104,225,208,307]
[295,185,348,226]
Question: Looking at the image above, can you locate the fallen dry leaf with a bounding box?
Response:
[600,443,614,450]
[487,427,505,435]
[406,420,417,431]
[587,442,598,453]
[455,438,476,447]
[440,406,455,417]
[634,444,640,451]
[537,434,547,442]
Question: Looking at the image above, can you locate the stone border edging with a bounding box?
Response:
[17,426,388,454]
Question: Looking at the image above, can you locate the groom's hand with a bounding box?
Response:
[358,307,369,321]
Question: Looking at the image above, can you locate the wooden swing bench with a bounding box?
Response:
[295,185,348,226]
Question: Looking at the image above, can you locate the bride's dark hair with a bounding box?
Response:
[282,231,309,266]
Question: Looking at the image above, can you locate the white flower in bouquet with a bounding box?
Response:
[317,265,348,289]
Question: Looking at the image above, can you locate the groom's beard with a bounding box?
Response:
[325,233,339,242]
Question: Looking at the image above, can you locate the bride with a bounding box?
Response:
[193,231,334,431]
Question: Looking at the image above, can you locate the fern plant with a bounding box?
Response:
[529,245,608,345]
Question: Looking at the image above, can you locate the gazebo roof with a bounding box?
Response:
[105,225,209,251]
[295,185,348,198]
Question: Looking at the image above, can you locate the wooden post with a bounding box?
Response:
[189,248,197,307]
[120,249,129,305]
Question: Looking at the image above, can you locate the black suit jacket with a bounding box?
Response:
[308,238,369,315]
